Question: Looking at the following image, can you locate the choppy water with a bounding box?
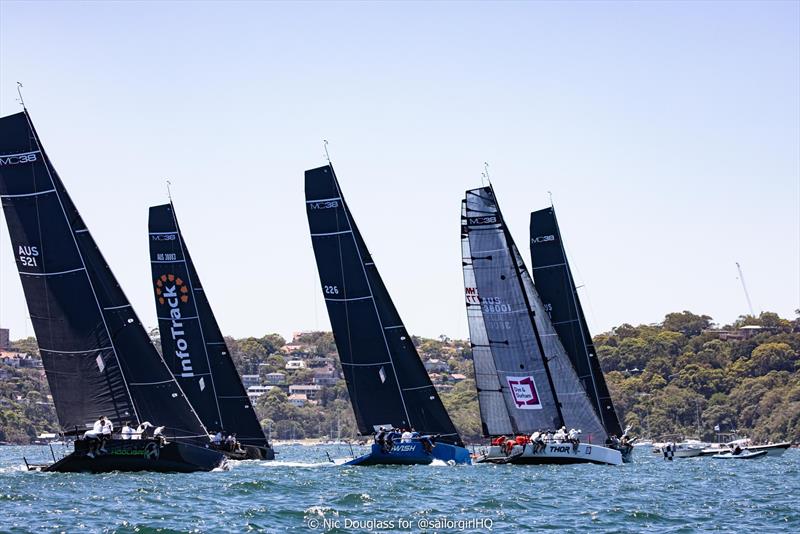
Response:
[0,444,797,533]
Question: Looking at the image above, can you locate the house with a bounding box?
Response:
[289,384,322,400]
[280,343,307,355]
[246,385,274,401]
[0,351,41,369]
[285,359,306,370]
[241,374,261,388]
[312,366,339,386]
[450,373,467,382]
[424,358,450,373]
[0,328,9,350]
[264,372,286,385]
[288,393,308,407]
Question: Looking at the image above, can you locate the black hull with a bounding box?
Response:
[37,439,225,473]
[218,444,276,461]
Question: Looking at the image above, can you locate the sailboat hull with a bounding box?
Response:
[344,442,471,466]
[476,443,623,466]
[32,439,226,473]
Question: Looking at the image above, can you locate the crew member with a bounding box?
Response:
[121,422,133,440]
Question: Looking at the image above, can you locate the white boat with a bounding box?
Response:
[476,441,623,466]
[673,439,709,458]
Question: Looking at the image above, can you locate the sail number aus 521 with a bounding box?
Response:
[324,285,339,295]
[18,245,39,267]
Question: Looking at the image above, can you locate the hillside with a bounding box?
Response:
[1,310,797,444]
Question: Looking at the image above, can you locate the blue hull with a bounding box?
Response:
[344,442,471,466]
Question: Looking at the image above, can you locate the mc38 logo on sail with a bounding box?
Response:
[0,151,38,166]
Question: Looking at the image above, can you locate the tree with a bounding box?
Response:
[663,311,712,337]
[749,343,796,376]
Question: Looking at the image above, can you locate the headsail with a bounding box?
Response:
[305,164,463,446]
[149,203,270,449]
[462,187,606,441]
[530,206,623,437]
[0,110,209,443]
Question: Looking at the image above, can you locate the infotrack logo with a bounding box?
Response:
[155,274,194,377]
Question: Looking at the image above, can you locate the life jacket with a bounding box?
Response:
[515,435,529,445]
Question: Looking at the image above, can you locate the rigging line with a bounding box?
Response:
[22,111,140,425]
[323,139,330,163]
[166,179,172,201]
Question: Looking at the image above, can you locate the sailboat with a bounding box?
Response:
[148,202,275,460]
[529,206,633,461]
[461,186,622,465]
[305,163,470,466]
[0,110,225,472]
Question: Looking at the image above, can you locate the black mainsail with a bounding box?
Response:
[0,110,209,443]
[529,206,623,437]
[305,164,463,446]
[149,202,271,451]
[462,187,606,442]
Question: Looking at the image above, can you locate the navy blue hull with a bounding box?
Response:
[38,439,226,473]
[345,442,471,466]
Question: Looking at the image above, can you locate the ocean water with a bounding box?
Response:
[0,444,797,533]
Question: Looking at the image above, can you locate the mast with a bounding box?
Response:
[492,186,565,429]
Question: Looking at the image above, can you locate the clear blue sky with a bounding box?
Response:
[1,1,798,342]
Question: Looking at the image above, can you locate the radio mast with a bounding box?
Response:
[735,262,755,316]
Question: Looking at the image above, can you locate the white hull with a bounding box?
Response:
[746,442,791,457]
[477,442,623,466]
[673,448,703,458]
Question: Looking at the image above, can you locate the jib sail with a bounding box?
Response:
[305,164,463,446]
[529,206,622,438]
[0,110,209,443]
[149,202,270,450]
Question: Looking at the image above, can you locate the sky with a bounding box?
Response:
[0,1,798,343]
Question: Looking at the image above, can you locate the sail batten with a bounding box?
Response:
[305,164,463,446]
[0,110,209,442]
[148,203,270,449]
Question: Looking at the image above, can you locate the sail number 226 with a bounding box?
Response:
[324,285,339,295]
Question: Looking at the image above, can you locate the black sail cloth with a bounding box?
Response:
[529,207,623,438]
[0,110,209,443]
[462,187,606,441]
[149,203,270,450]
[305,164,463,446]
